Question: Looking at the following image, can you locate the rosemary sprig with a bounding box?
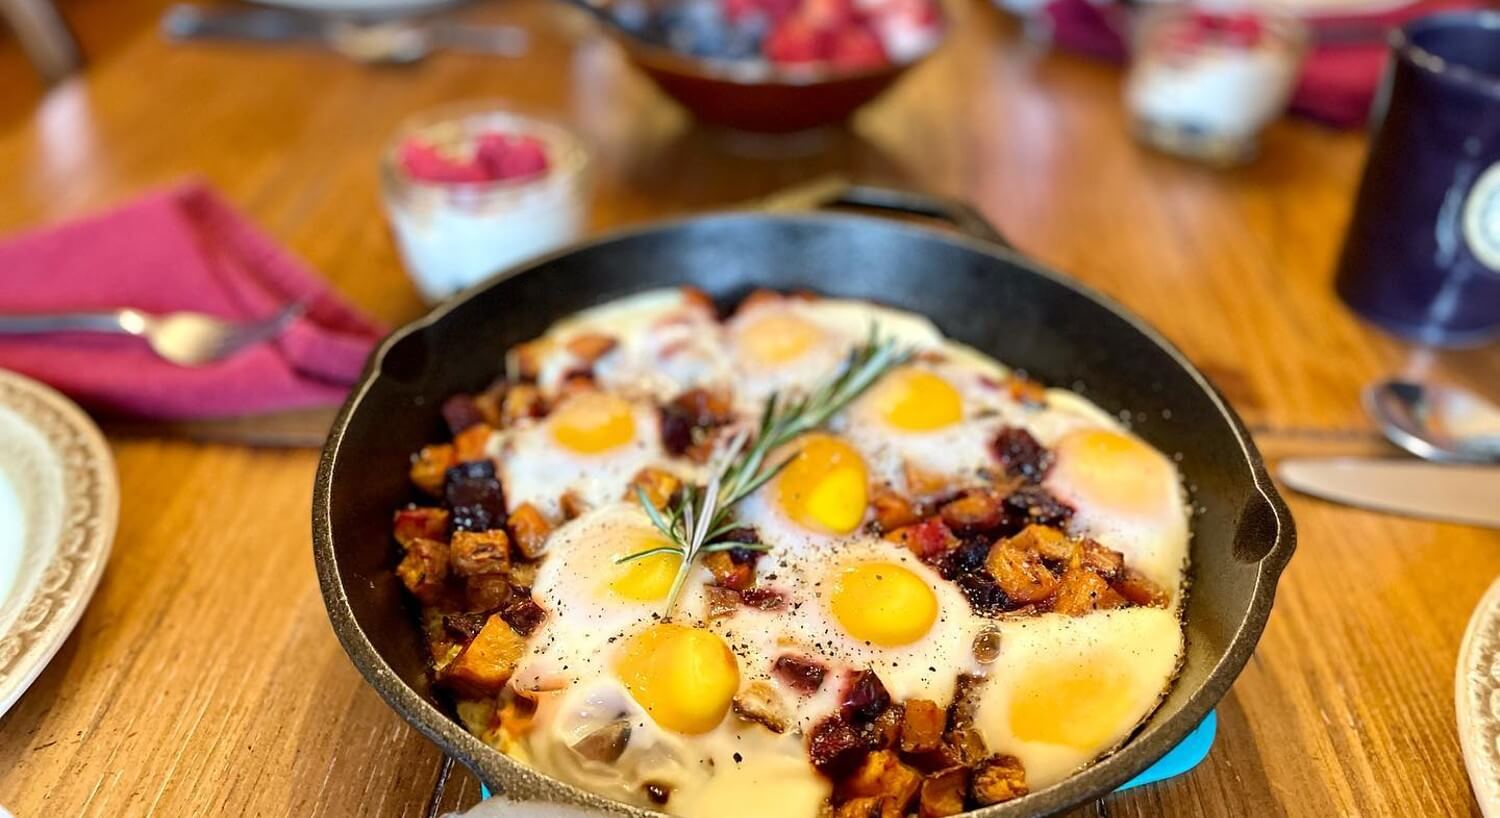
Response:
[617,330,913,614]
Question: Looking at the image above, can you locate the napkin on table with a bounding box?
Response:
[1043,0,1481,128]
[0,183,387,420]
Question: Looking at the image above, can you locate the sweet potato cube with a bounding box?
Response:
[507,503,553,559]
[464,574,513,612]
[871,485,920,532]
[1078,538,1124,580]
[903,460,951,498]
[1115,567,1170,608]
[836,750,922,811]
[453,423,495,463]
[442,614,526,697]
[394,507,449,548]
[450,529,511,577]
[970,754,1028,806]
[939,489,1006,534]
[410,444,456,496]
[1004,524,1073,563]
[1051,566,1127,616]
[986,542,1059,604]
[500,383,545,426]
[565,332,618,363]
[559,490,591,521]
[834,798,901,818]
[919,767,970,818]
[396,538,450,605]
[704,551,754,591]
[626,467,681,510]
[900,699,946,754]
[704,586,742,620]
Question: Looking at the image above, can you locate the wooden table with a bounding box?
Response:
[1,1,1497,815]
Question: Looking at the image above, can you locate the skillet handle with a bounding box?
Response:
[756,176,1015,250]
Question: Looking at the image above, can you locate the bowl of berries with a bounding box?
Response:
[571,0,947,132]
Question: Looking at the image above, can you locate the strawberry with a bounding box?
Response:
[399,139,487,184]
[828,23,887,70]
[476,133,549,181]
[765,17,828,63]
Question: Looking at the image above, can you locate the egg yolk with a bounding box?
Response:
[550,392,637,454]
[871,367,963,431]
[776,434,869,534]
[1009,657,1136,749]
[829,561,938,647]
[616,623,739,734]
[608,538,682,602]
[1051,429,1174,516]
[738,313,824,367]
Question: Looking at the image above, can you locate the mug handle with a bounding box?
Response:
[754,175,1015,250]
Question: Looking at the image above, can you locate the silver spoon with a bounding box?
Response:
[1363,379,1500,464]
[0,302,306,367]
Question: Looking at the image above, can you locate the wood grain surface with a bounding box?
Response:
[1,1,1497,816]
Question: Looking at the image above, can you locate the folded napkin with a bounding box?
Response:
[1043,0,1480,128]
[0,183,387,420]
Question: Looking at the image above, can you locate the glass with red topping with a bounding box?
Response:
[382,104,592,302]
[1125,4,1306,166]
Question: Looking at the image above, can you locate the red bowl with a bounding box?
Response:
[606,18,947,132]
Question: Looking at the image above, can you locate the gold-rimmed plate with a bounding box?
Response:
[0,369,117,718]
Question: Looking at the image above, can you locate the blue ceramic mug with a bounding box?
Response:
[1335,11,1500,347]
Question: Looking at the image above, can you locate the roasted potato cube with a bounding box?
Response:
[1051,566,1127,615]
[394,507,449,548]
[507,340,548,381]
[1115,567,1170,608]
[704,551,754,591]
[986,542,1059,604]
[918,766,969,818]
[453,423,495,463]
[834,797,902,818]
[501,383,545,426]
[442,614,526,697]
[903,461,951,498]
[944,727,988,766]
[626,467,681,510]
[565,332,619,363]
[871,485,920,532]
[560,490,591,521]
[732,681,788,733]
[971,755,1028,806]
[507,503,554,559]
[450,530,511,577]
[396,538,449,605]
[464,574,513,612]
[410,444,456,496]
[900,699,946,754]
[1004,524,1073,563]
[939,489,1006,533]
[837,750,923,811]
[704,586,741,620]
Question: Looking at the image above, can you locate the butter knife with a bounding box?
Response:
[1278,457,1500,529]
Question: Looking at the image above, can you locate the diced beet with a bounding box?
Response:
[956,572,1011,616]
[443,612,490,641]
[659,408,695,457]
[501,593,546,636]
[1003,486,1073,530]
[774,654,828,693]
[442,394,486,435]
[842,669,891,724]
[658,389,733,457]
[938,537,992,580]
[807,715,867,774]
[991,427,1052,484]
[444,460,506,533]
[740,587,785,610]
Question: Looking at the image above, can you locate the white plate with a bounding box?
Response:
[0,370,117,718]
[1458,575,1500,817]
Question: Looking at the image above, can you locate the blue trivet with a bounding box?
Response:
[476,710,1216,802]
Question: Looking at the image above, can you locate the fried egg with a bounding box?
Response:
[732,432,873,549]
[726,295,944,406]
[1043,426,1189,599]
[972,607,1184,788]
[496,391,688,519]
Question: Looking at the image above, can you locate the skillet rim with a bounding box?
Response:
[313,209,1296,818]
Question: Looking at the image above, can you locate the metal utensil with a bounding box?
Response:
[1364,379,1500,464]
[0,302,306,367]
[1279,457,1500,529]
[161,5,527,65]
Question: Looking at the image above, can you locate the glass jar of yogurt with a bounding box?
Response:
[381,104,592,303]
[1125,5,1307,166]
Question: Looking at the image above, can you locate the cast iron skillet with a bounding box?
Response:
[314,183,1295,817]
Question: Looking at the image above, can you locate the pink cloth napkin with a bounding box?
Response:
[1044,0,1481,128]
[0,183,388,420]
